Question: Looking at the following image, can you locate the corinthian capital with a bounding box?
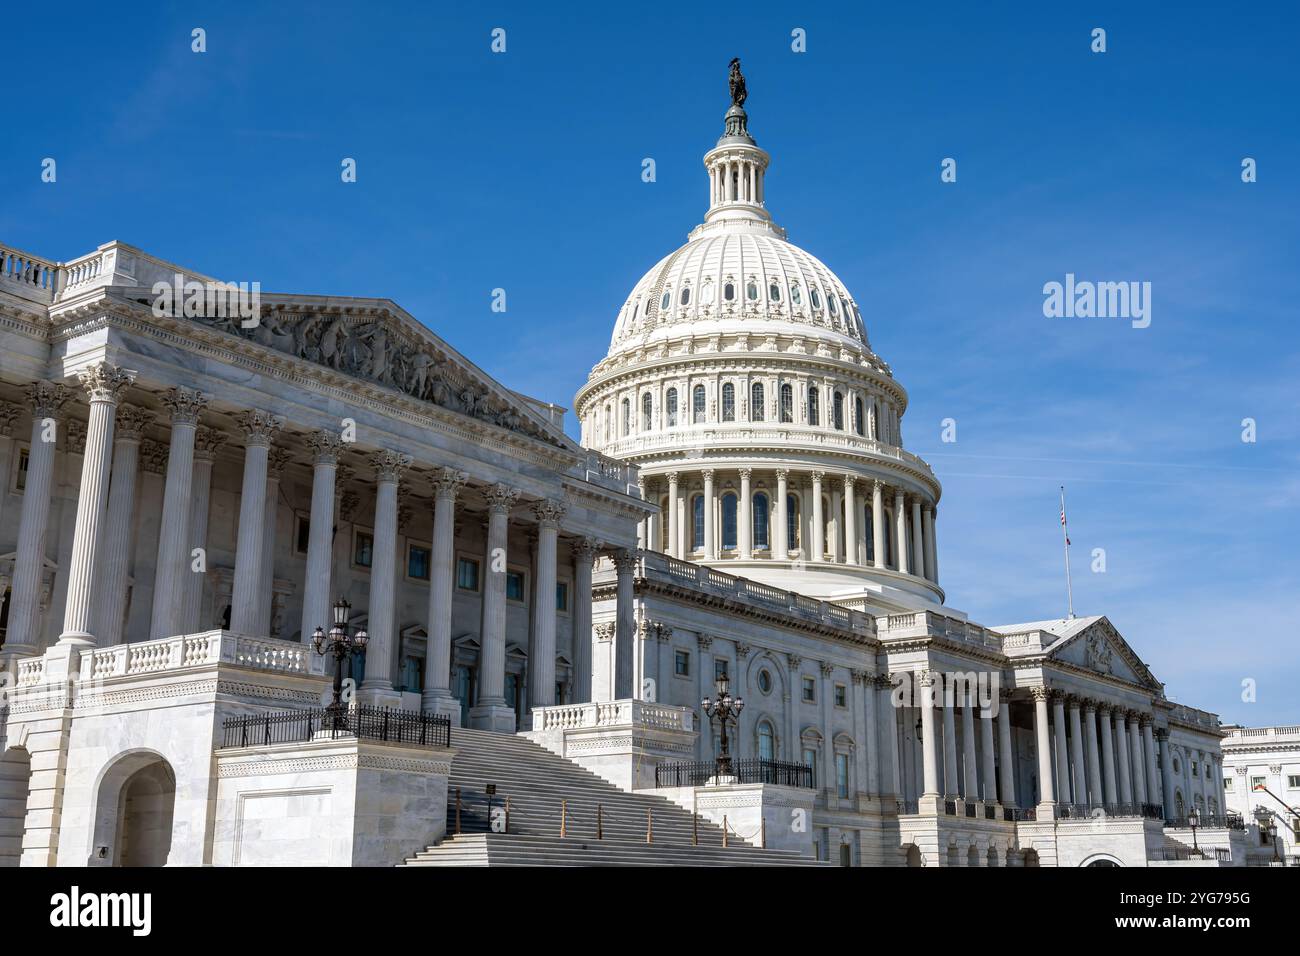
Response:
[370,449,413,483]
[115,405,155,442]
[484,482,519,514]
[0,401,20,438]
[161,387,209,425]
[267,445,293,478]
[431,467,469,501]
[306,430,345,465]
[77,362,135,403]
[611,548,639,573]
[24,381,71,419]
[571,535,599,563]
[193,424,228,461]
[532,498,567,529]
[234,409,283,446]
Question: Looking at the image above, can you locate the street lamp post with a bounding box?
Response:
[701,673,744,780]
[312,597,368,728]
[1268,820,1280,865]
[1188,806,1200,855]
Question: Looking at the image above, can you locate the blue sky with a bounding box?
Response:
[4,2,1297,725]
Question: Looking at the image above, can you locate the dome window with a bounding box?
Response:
[780,383,793,423]
[661,290,672,310]
[753,492,770,549]
[641,393,653,431]
[701,280,715,305]
[746,281,759,301]
[692,384,706,423]
[751,382,765,421]
[722,493,738,550]
[791,284,802,306]
[666,387,678,427]
[833,390,844,431]
[680,286,691,306]
[854,397,865,436]
[724,281,736,302]
[829,294,839,316]
[808,386,820,426]
[768,282,781,302]
[621,398,631,436]
[810,288,822,309]
[722,383,736,421]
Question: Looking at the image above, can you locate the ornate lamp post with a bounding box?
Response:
[1188,806,1200,854]
[1268,819,1280,865]
[701,673,744,779]
[312,597,368,727]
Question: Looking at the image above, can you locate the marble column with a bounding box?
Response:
[256,446,291,634]
[0,403,19,533]
[93,405,152,646]
[470,483,518,731]
[643,480,659,553]
[774,469,788,556]
[856,670,878,795]
[810,471,824,561]
[918,672,940,798]
[148,388,208,639]
[910,497,924,578]
[527,499,566,715]
[878,675,901,798]
[360,450,410,705]
[922,506,938,582]
[961,688,978,800]
[179,426,226,634]
[1099,706,1119,805]
[1142,719,1160,809]
[1051,693,1070,806]
[60,363,135,645]
[997,691,1016,806]
[1084,701,1103,808]
[1068,697,1088,805]
[3,383,71,660]
[894,489,909,574]
[735,468,751,558]
[419,468,467,719]
[1032,687,1055,806]
[1129,715,1148,804]
[941,687,959,797]
[702,469,716,559]
[299,432,344,646]
[228,410,280,635]
[1113,711,1133,804]
[568,537,597,703]
[1157,730,1175,820]
[843,476,857,565]
[612,549,637,699]
[871,480,886,569]
[665,472,679,559]
[979,706,996,803]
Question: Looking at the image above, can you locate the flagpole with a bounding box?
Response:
[1060,485,1075,619]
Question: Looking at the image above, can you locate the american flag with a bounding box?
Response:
[1060,503,1070,547]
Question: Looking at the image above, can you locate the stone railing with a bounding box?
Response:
[532,699,694,733]
[15,656,46,687]
[1,243,62,303]
[1224,725,1300,742]
[880,610,1008,652]
[79,631,325,682]
[583,450,641,496]
[1167,703,1221,733]
[635,550,875,636]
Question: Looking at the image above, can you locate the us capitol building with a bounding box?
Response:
[0,64,1256,868]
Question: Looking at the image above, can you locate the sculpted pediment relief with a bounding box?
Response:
[182,304,566,448]
[1050,618,1157,689]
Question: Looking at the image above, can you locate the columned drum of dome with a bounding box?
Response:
[575,64,944,613]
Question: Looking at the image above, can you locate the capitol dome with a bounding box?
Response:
[577,63,944,613]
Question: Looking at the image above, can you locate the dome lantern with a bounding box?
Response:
[703,58,774,230]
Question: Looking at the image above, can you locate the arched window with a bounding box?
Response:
[641,393,652,431]
[753,492,770,549]
[833,390,844,430]
[692,385,706,423]
[603,403,611,441]
[758,721,775,761]
[692,495,705,551]
[724,281,735,301]
[661,290,672,310]
[722,383,736,421]
[791,283,802,306]
[746,281,759,301]
[808,386,820,426]
[751,382,765,421]
[768,282,781,302]
[621,398,631,436]
[666,388,678,427]
[680,286,691,306]
[811,288,822,309]
[659,497,671,551]
[865,505,874,563]
[780,383,793,422]
[786,493,799,554]
[722,493,738,550]
[854,397,864,436]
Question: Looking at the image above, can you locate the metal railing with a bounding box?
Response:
[1152,846,1232,863]
[1165,813,1246,831]
[653,758,814,789]
[221,705,450,749]
[1003,807,1036,822]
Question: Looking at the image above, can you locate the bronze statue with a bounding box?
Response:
[728,57,747,108]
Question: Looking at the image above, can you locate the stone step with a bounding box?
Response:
[402,833,824,868]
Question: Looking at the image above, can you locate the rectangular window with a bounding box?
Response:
[555,581,569,612]
[14,446,29,493]
[836,753,850,798]
[674,650,690,677]
[353,530,373,568]
[1289,775,1300,789]
[834,684,847,707]
[1223,777,1233,791]
[506,570,526,602]
[714,659,728,683]
[1251,776,1266,791]
[802,676,816,703]
[456,557,480,592]
[294,514,311,555]
[802,748,817,781]
[407,544,431,581]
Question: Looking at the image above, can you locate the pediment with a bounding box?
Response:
[1048,617,1160,689]
[131,292,573,451]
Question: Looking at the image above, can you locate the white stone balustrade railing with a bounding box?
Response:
[44,631,328,683]
[1,243,62,303]
[1225,725,1300,741]
[15,657,46,687]
[532,699,694,733]
[583,450,641,496]
[881,609,1012,652]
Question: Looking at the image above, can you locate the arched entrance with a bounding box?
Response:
[0,747,32,867]
[904,844,922,867]
[1083,854,1122,867]
[91,751,176,867]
